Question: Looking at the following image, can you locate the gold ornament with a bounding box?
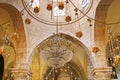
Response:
[58,2,64,10]
[76,31,83,38]
[25,18,31,24]
[65,16,71,22]
[114,57,120,65]
[34,6,39,13]
[47,3,52,11]
[92,46,99,53]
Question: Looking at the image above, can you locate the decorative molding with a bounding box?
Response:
[92,67,112,80]
[11,68,32,80]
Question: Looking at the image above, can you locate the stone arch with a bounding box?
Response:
[27,33,95,80]
[94,0,115,68]
[94,0,119,79]
[94,0,114,41]
[28,33,95,67]
[0,3,27,67]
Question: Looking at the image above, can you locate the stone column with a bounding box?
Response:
[92,67,112,80]
[11,68,31,80]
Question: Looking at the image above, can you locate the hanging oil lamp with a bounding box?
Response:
[92,46,99,53]
[58,2,64,10]
[114,56,120,65]
[25,18,31,24]
[34,6,40,13]
[76,31,83,38]
[47,3,52,11]
[65,16,71,22]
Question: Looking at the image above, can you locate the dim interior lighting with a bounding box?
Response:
[108,27,120,66]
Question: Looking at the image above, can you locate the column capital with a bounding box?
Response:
[11,68,31,80]
[92,67,112,80]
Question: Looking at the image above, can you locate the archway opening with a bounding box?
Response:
[106,0,120,79]
[29,33,94,80]
[0,3,26,79]
[95,0,120,79]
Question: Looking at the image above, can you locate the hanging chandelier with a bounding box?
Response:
[39,34,75,68]
[108,28,120,66]
[44,64,81,80]
[21,0,93,25]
